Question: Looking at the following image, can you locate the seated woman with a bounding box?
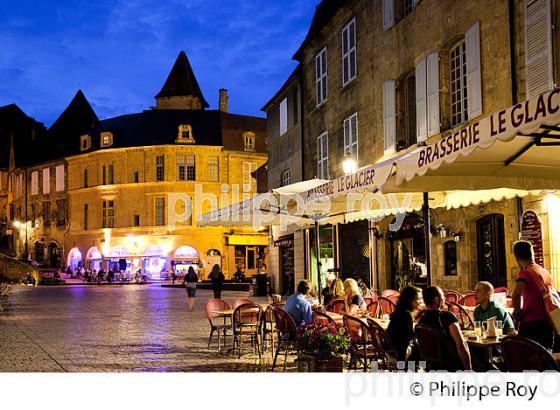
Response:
[387,286,421,363]
[330,278,346,301]
[343,278,367,316]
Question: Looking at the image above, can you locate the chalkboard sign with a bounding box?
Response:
[521,210,544,267]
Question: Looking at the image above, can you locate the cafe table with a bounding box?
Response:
[461,305,514,315]
[324,311,390,330]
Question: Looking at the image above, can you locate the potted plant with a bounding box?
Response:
[451,227,463,242]
[295,322,349,372]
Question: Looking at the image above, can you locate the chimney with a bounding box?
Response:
[219,88,229,112]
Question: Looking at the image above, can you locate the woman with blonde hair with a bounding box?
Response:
[330,278,346,300]
[343,278,367,315]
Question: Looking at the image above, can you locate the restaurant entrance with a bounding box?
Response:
[388,213,428,289]
[476,214,507,287]
[278,236,294,296]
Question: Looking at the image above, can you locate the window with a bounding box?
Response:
[343,113,358,163]
[393,71,416,151]
[341,18,357,86]
[244,132,255,151]
[444,240,458,276]
[133,214,140,227]
[56,199,66,226]
[177,124,195,143]
[80,135,91,151]
[133,171,139,183]
[100,132,113,147]
[450,40,468,126]
[155,197,165,226]
[42,168,50,194]
[234,245,266,271]
[317,132,329,179]
[315,48,328,105]
[281,169,291,187]
[102,165,114,185]
[55,165,64,192]
[243,162,257,190]
[403,0,416,16]
[156,155,165,181]
[279,98,288,135]
[42,201,51,227]
[102,200,114,228]
[208,156,219,181]
[177,155,195,181]
[83,169,88,188]
[31,171,39,195]
[84,204,88,230]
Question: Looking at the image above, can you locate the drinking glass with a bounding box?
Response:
[495,320,503,337]
[474,321,482,337]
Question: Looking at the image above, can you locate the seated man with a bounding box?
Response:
[419,286,472,370]
[474,281,515,335]
[284,280,313,326]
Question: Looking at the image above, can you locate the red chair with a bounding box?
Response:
[367,300,380,318]
[204,299,232,350]
[446,301,474,330]
[501,336,559,371]
[443,289,462,304]
[313,311,338,327]
[415,324,464,371]
[326,299,346,314]
[458,293,477,307]
[232,298,254,310]
[378,296,396,316]
[381,289,400,298]
[494,287,509,296]
[271,307,298,371]
[363,296,374,307]
[232,303,263,359]
[344,315,376,371]
[387,294,399,306]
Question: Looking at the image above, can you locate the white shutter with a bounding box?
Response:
[466,21,482,118]
[415,57,427,141]
[343,118,350,154]
[279,98,288,135]
[55,165,65,192]
[42,168,50,194]
[524,0,554,98]
[383,80,396,154]
[382,0,395,31]
[31,171,38,195]
[426,51,440,137]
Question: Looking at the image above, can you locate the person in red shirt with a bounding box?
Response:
[512,241,555,350]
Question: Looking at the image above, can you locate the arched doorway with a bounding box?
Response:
[48,242,62,268]
[34,241,45,264]
[142,246,167,279]
[86,247,103,272]
[387,213,427,289]
[66,247,82,270]
[476,214,506,287]
[172,245,199,275]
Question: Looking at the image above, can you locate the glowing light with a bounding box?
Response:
[13,220,21,228]
[342,154,357,175]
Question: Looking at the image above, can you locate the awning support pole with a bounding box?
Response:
[422,192,432,286]
[315,220,322,305]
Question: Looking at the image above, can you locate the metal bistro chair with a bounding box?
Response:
[501,336,560,372]
[380,289,400,298]
[344,315,377,371]
[415,324,464,372]
[271,307,298,371]
[366,318,398,371]
[313,311,338,327]
[459,293,477,307]
[204,299,232,350]
[443,289,462,304]
[446,301,474,330]
[232,298,254,310]
[378,296,396,316]
[367,300,380,319]
[326,299,346,314]
[232,303,263,359]
[262,305,277,357]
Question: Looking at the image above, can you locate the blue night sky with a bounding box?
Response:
[0,0,317,126]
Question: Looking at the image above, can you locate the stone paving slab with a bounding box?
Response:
[0,285,296,372]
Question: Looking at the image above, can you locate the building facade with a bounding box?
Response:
[284,0,560,291]
[1,51,268,279]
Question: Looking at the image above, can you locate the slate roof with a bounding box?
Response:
[155,51,209,108]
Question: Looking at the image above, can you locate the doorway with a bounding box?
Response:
[279,239,294,296]
[476,214,507,287]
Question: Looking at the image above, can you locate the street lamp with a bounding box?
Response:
[342,153,357,175]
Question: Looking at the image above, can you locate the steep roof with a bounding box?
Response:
[293,0,350,61]
[155,51,209,108]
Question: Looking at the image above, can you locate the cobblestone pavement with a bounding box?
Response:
[0,284,295,372]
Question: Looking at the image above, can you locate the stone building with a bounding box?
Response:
[282,0,560,291]
[2,51,268,279]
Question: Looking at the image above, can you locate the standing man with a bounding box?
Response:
[284,280,313,326]
[512,241,555,350]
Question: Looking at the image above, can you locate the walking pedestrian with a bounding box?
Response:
[208,264,225,299]
[183,266,198,311]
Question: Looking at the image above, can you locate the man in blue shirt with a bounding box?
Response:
[284,280,313,326]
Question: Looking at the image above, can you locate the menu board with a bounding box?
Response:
[521,210,544,267]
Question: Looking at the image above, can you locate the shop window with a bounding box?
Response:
[444,240,457,276]
[234,245,266,271]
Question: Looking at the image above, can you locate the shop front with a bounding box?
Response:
[66,247,82,270]
[85,247,102,271]
[274,235,294,295]
[172,245,200,276]
[141,246,167,280]
[106,246,131,273]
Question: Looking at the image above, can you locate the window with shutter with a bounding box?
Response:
[383,80,396,155]
[382,0,395,30]
[343,113,358,163]
[450,42,468,126]
[315,48,328,106]
[524,0,554,98]
[415,58,427,141]
[317,132,329,179]
[341,18,357,86]
[466,21,482,119]
[55,165,65,192]
[279,98,288,135]
[31,171,38,195]
[42,168,50,194]
[426,51,440,136]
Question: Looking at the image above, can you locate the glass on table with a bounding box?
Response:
[495,320,503,337]
[473,321,482,337]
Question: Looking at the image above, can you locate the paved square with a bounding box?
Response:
[0,284,284,372]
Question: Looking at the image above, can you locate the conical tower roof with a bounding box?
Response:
[155,51,209,108]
